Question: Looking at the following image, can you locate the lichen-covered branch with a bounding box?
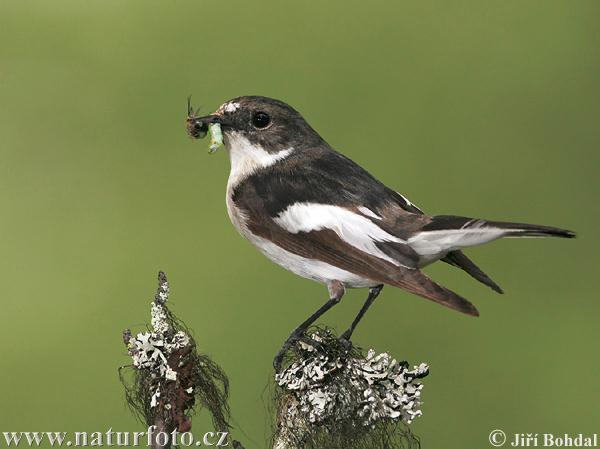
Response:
[272,328,427,449]
[120,271,234,448]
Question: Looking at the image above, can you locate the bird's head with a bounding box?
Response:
[187,96,325,155]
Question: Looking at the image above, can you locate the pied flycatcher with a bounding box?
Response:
[186,96,575,370]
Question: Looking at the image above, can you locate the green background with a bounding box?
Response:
[1,1,598,447]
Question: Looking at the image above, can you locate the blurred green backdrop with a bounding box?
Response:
[1,1,598,448]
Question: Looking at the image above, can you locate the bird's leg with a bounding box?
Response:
[340,284,384,342]
[273,280,345,371]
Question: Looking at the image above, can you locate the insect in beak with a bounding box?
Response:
[186,97,224,153]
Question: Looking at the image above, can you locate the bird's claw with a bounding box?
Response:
[273,332,302,372]
[338,330,353,350]
[273,345,290,372]
[273,333,326,372]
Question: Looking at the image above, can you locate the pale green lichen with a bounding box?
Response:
[273,328,426,449]
[208,123,223,154]
[121,271,232,438]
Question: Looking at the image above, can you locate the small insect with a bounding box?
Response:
[186,97,224,154]
[185,96,208,139]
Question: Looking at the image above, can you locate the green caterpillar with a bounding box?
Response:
[208,123,223,154]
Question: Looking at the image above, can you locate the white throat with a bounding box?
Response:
[224,131,294,189]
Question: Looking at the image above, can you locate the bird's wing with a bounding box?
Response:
[235,194,479,316]
[231,150,478,315]
[234,148,494,266]
[236,148,427,268]
[243,147,503,292]
[273,228,479,317]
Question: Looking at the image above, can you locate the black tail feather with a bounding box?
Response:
[486,221,576,239]
[442,250,504,294]
[426,215,576,239]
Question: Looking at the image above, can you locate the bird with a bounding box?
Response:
[186,96,575,370]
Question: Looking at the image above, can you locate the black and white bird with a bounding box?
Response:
[187,96,575,369]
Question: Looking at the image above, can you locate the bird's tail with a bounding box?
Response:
[481,220,576,239]
[408,215,575,257]
[442,250,504,293]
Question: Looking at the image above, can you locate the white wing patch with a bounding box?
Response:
[358,206,382,220]
[274,203,408,267]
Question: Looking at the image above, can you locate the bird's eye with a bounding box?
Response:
[252,111,271,129]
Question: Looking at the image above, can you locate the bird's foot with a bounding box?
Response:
[273,350,286,373]
[273,333,325,372]
[338,329,354,350]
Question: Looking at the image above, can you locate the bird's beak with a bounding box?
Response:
[186,114,222,140]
